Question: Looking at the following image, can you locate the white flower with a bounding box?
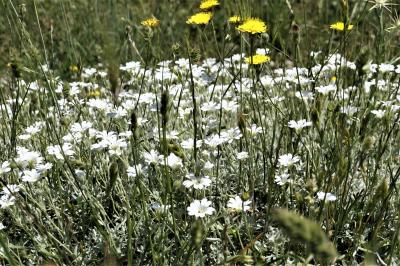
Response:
[205,134,226,148]
[0,194,16,209]
[107,138,128,156]
[144,149,161,165]
[187,198,215,218]
[288,120,312,130]
[237,152,249,160]
[25,122,44,134]
[295,91,314,101]
[183,174,212,190]
[2,185,20,195]
[127,164,143,177]
[71,121,93,133]
[227,196,251,212]
[371,109,386,118]
[278,154,300,167]
[316,84,336,95]
[204,161,214,170]
[341,106,358,116]
[165,153,183,169]
[36,163,53,173]
[47,143,75,160]
[316,192,337,202]
[247,124,263,136]
[256,48,270,55]
[275,173,291,186]
[221,127,242,143]
[181,139,203,149]
[91,131,128,156]
[222,100,238,112]
[201,102,219,112]
[15,147,43,168]
[87,99,112,111]
[378,63,395,73]
[151,203,171,212]
[0,161,11,175]
[21,169,41,183]
[18,134,32,140]
[107,106,128,119]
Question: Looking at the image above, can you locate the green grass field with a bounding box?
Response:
[0,0,400,265]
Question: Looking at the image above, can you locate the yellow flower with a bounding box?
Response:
[329,22,353,31]
[199,0,219,10]
[245,54,271,65]
[141,17,160,27]
[69,65,79,73]
[228,16,241,24]
[186,12,213,25]
[87,89,101,98]
[237,18,267,34]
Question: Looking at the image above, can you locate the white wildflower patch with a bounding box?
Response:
[0,15,399,264]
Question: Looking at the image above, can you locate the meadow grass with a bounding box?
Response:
[0,0,400,265]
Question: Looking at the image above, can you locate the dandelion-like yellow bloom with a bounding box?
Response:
[69,65,79,73]
[141,17,160,27]
[237,18,267,34]
[200,0,219,10]
[186,12,213,25]
[245,54,271,65]
[329,22,353,31]
[87,89,101,98]
[228,16,241,24]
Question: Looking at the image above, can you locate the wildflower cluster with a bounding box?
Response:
[1,0,400,264]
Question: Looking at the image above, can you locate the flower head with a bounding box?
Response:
[275,173,291,186]
[371,109,386,118]
[187,198,215,218]
[186,12,212,25]
[288,119,312,130]
[368,0,397,11]
[330,22,354,31]
[237,18,267,34]
[21,169,41,183]
[278,154,300,167]
[245,54,270,65]
[0,161,11,175]
[141,17,160,28]
[387,13,400,32]
[228,16,241,24]
[200,0,219,10]
[127,164,143,177]
[183,173,212,190]
[227,196,251,212]
[317,192,337,202]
